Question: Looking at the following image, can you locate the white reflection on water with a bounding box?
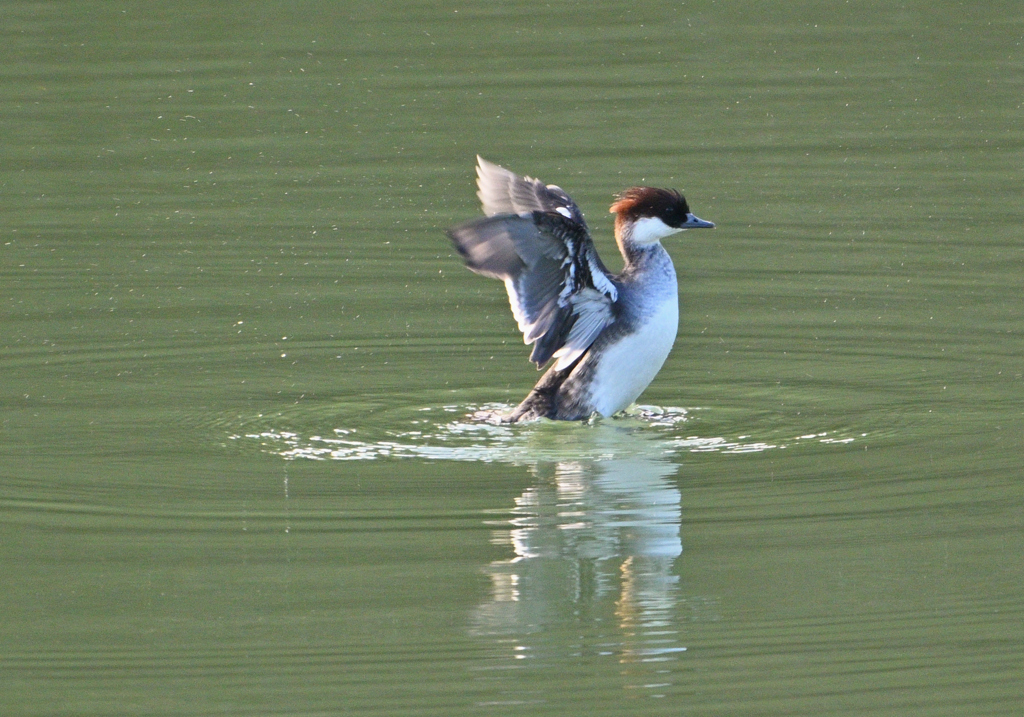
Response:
[231,403,858,699]
[469,442,688,692]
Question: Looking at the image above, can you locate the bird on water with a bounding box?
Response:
[447,157,714,422]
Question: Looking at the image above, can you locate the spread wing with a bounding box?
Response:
[448,210,619,370]
[475,156,588,227]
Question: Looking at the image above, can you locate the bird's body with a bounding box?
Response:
[448,157,714,422]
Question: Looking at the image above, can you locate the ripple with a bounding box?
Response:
[228,400,865,465]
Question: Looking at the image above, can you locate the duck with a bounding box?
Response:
[448,156,714,422]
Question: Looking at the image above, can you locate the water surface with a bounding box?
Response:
[2,1,1022,715]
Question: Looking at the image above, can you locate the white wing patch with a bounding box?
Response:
[589,254,618,301]
[551,288,614,370]
[504,278,540,343]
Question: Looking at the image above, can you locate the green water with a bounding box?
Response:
[3,1,1022,714]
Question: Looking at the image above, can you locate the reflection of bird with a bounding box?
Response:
[448,157,715,422]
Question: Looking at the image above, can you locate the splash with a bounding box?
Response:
[229,403,860,464]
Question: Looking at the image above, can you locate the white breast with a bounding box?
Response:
[586,296,679,417]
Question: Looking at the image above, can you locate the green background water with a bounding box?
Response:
[3,1,1022,714]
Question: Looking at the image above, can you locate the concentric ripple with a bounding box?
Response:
[229,401,865,465]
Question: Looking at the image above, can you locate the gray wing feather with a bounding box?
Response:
[475,156,587,226]
[448,211,616,368]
